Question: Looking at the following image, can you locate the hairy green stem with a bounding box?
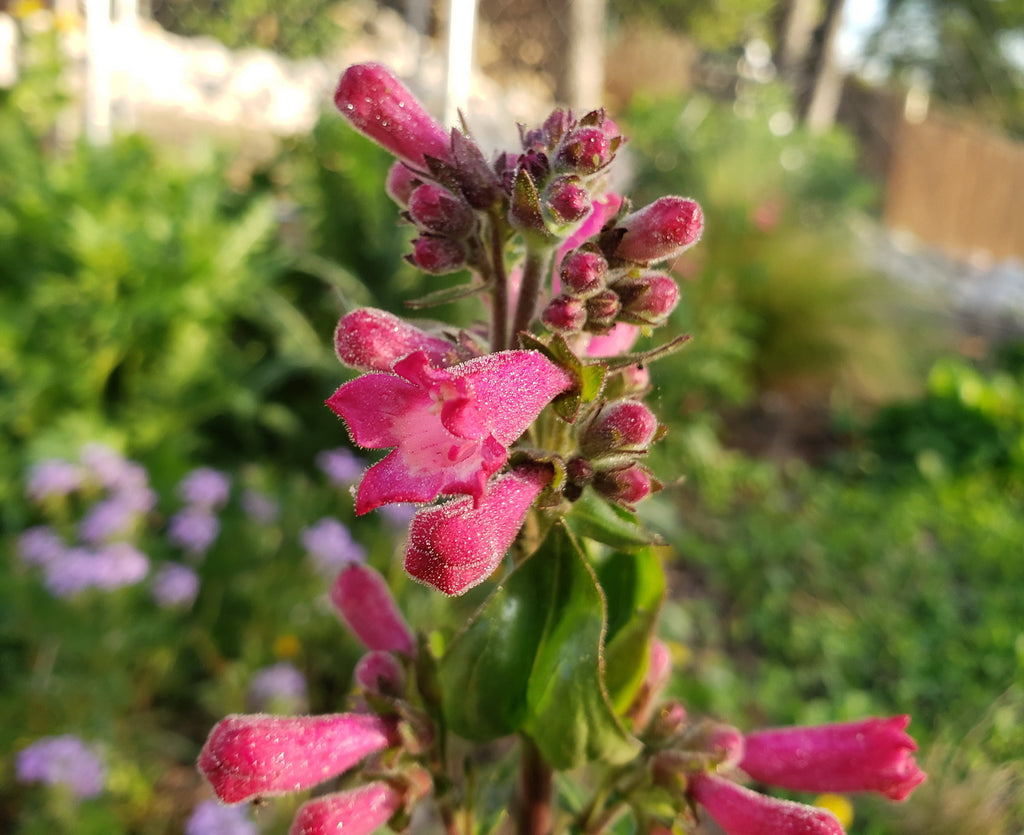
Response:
[511,249,551,343]
[488,210,510,351]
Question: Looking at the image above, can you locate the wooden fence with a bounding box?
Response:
[884,113,1024,262]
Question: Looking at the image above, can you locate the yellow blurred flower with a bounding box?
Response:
[815,793,854,829]
[273,633,301,659]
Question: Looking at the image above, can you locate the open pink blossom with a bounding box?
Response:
[334,308,456,372]
[198,713,395,804]
[334,63,450,169]
[404,468,546,595]
[330,563,416,655]
[739,715,926,801]
[327,350,572,514]
[689,772,845,835]
[290,781,404,835]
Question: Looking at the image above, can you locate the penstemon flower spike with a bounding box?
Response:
[195,61,925,835]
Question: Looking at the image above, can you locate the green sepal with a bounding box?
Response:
[405,280,487,310]
[518,333,606,423]
[564,491,663,551]
[595,546,666,713]
[438,523,641,769]
[602,334,692,371]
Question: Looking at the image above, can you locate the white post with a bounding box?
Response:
[85,0,113,144]
[113,0,139,131]
[445,0,477,128]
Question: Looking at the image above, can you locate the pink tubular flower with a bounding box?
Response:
[327,350,572,514]
[739,715,926,801]
[585,322,639,358]
[290,781,404,835]
[197,713,395,804]
[330,563,416,655]
[689,772,845,835]
[404,468,546,595]
[333,63,450,169]
[334,308,456,372]
[614,196,704,265]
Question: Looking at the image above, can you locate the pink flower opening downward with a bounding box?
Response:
[404,468,547,595]
[330,563,416,656]
[333,63,450,170]
[689,772,845,835]
[290,781,404,835]
[198,713,395,804]
[739,715,927,801]
[327,350,572,514]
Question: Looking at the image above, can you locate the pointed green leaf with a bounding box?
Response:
[564,491,663,551]
[520,525,641,768]
[595,547,667,713]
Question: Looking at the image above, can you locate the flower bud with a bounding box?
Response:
[198,713,395,803]
[334,308,455,372]
[408,236,466,274]
[542,175,591,227]
[556,126,614,175]
[331,563,416,656]
[542,295,587,333]
[614,196,704,265]
[689,773,845,835]
[290,781,403,835]
[560,249,608,297]
[353,650,405,697]
[648,700,689,740]
[584,289,620,330]
[704,723,745,770]
[334,63,450,169]
[408,184,475,238]
[385,161,420,206]
[615,272,680,326]
[593,464,656,509]
[581,400,659,457]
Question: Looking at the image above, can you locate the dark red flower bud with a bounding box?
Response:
[408,184,475,238]
[615,272,680,325]
[593,464,656,509]
[560,249,608,297]
[542,295,587,333]
[581,400,659,457]
[543,175,591,226]
[408,236,466,274]
[614,196,704,265]
[585,289,620,330]
[556,126,614,175]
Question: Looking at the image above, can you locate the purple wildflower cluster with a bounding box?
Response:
[185,798,258,835]
[18,445,154,597]
[248,661,309,714]
[16,735,106,799]
[168,467,231,557]
[300,516,367,577]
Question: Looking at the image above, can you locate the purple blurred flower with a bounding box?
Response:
[301,517,366,576]
[248,662,309,713]
[168,508,220,557]
[78,497,139,544]
[26,459,85,502]
[316,447,365,487]
[152,562,200,608]
[18,526,67,568]
[16,735,106,799]
[241,488,279,524]
[378,502,418,530]
[185,799,258,835]
[177,467,231,509]
[79,444,148,494]
[43,543,149,597]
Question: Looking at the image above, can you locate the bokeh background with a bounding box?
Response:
[1,0,1023,832]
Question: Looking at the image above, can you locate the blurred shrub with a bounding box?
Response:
[151,0,342,59]
[620,87,938,430]
[864,353,1024,482]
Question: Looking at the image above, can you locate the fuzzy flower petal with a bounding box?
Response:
[689,772,845,835]
[330,563,416,655]
[740,715,926,801]
[328,350,571,514]
[198,713,395,804]
[404,469,546,595]
[289,781,403,835]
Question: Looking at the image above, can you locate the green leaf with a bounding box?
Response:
[564,491,663,551]
[596,547,667,713]
[438,524,641,769]
[405,280,486,309]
